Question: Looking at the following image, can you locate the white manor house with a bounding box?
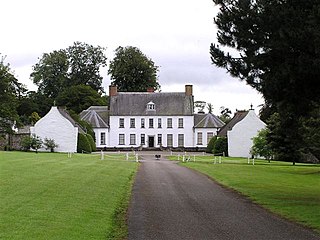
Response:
[80,85,225,151]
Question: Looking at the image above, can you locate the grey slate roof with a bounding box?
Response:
[194,113,225,128]
[57,107,86,133]
[217,111,248,137]
[110,92,194,116]
[80,106,109,128]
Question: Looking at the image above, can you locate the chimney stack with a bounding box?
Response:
[185,85,193,96]
[109,85,118,96]
[147,87,155,93]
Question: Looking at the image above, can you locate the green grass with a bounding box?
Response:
[0,151,138,239]
[168,155,320,232]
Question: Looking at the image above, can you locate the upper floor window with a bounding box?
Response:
[158,118,162,128]
[130,118,135,128]
[141,118,145,128]
[149,118,154,128]
[167,118,172,128]
[119,118,124,128]
[147,101,155,110]
[178,118,184,128]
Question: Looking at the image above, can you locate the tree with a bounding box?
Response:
[55,85,107,114]
[22,134,43,153]
[210,0,320,162]
[43,138,58,152]
[31,42,107,98]
[207,103,214,114]
[219,106,232,123]
[194,101,206,113]
[0,55,24,133]
[251,128,273,162]
[108,46,160,92]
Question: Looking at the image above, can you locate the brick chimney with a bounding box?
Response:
[109,85,117,96]
[185,85,193,96]
[147,87,155,93]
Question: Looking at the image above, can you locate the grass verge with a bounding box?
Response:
[0,151,138,239]
[168,155,320,232]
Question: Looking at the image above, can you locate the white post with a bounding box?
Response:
[126,153,129,161]
[171,151,173,156]
[214,157,217,164]
[202,152,205,156]
[135,154,139,162]
[219,156,222,164]
[182,155,185,162]
[248,157,250,164]
[101,150,104,160]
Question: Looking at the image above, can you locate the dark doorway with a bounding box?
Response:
[148,136,154,148]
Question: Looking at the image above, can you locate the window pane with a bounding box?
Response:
[207,132,213,144]
[119,118,124,128]
[100,132,106,145]
[167,134,173,147]
[130,118,135,128]
[130,134,136,145]
[141,134,145,145]
[178,118,183,128]
[149,118,154,128]
[167,118,172,128]
[158,134,162,145]
[178,134,184,147]
[158,118,162,128]
[141,118,145,128]
[119,134,125,145]
[197,132,202,145]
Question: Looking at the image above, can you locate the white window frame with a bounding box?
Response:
[178,134,184,147]
[130,134,136,145]
[130,118,135,128]
[167,134,173,147]
[178,118,183,128]
[100,132,106,145]
[197,132,203,145]
[119,134,125,145]
[119,118,124,128]
[167,118,172,128]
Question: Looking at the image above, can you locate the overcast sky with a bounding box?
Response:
[1,0,264,115]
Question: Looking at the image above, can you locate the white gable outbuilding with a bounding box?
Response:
[30,106,78,152]
[227,110,266,157]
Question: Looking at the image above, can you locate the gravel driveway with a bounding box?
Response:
[127,153,319,240]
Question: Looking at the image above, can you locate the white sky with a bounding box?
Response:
[1,0,264,115]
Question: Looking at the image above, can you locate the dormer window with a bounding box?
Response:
[147,101,155,111]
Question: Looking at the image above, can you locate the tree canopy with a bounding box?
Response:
[108,46,160,92]
[210,0,320,162]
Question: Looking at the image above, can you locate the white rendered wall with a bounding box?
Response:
[109,116,194,148]
[30,107,78,152]
[227,110,266,157]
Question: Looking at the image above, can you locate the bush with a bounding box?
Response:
[43,138,58,152]
[86,134,96,152]
[206,136,217,153]
[213,137,228,156]
[77,133,92,153]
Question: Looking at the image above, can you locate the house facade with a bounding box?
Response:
[81,85,225,150]
[30,106,79,152]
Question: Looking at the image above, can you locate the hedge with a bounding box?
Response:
[77,133,92,153]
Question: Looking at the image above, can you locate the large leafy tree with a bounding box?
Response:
[108,46,160,92]
[31,42,107,98]
[0,55,25,133]
[210,0,320,162]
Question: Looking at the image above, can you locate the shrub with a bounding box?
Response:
[86,134,96,152]
[206,136,217,153]
[213,137,228,156]
[43,138,58,152]
[77,133,92,153]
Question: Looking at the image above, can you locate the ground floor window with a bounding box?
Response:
[167,134,173,147]
[130,134,136,145]
[119,134,125,145]
[197,132,203,145]
[141,134,145,145]
[158,134,162,145]
[100,132,106,145]
[178,134,184,147]
[207,132,213,144]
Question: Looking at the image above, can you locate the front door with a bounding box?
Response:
[148,136,154,148]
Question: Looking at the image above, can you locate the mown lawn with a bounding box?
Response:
[168,155,320,232]
[0,151,138,239]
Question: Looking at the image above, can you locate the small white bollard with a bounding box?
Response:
[170,151,173,156]
[126,153,129,161]
[182,155,185,162]
[219,156,222,164]
[101,150,104,160]
[252,158,255,165]
[214,157,217,164]
[248,157,250,164]
[135,154,139,162]
[202,152,205,156]
[67,152,72,158]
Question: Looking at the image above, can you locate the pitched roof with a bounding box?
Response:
[57,107,86,133]
[194,113,225,128]
[217,110,248,137]
[80,106,109,128]
[110,92,194,116]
